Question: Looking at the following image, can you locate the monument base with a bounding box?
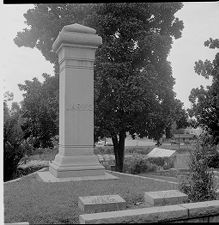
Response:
[37,169,119,183]
[49,153,106,178]
[49,162,105,178]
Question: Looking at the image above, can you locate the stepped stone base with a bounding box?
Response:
[49,162,105,178]
[37,169,118,183]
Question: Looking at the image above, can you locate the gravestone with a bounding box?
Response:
[144,190,188,207]
[174,152,191,184]
[174,152,190,170]
[78,195,126,213]
[42,23,115,180]
[147,148,176,158]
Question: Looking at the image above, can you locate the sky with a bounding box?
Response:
[1,2,219,110]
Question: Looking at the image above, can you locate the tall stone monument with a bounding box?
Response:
[49,23,106,178]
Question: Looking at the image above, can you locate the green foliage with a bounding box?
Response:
[178,133,217,202]
[14,3,184,171]
[189,38,219,144]
[123,154,158,174]
[94,146,114,155]
[94,146,153,155]
[207,150,219,168]
[18,73,59,148]
[148,157,174,170]
[4,93,25,181]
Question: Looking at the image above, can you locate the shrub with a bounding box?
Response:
[123,154,158,174]
[4,111,25,181]
[207,149,219,168]
[94,146,153,155]
[178,133,217,202]
[147,157,174,170]
[94,146,114,155]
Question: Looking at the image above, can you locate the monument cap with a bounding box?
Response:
[62,23,96,34]
[52,23,102,53]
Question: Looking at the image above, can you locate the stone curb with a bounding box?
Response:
[79,200,219,224]
[4,167,48,184]
[107,170,178,185]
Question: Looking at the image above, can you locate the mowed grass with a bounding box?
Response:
[4,172,178,224]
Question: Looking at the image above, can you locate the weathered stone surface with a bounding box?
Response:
[174,153,190,170]
[78,195,126,213]
[181,200,219,218]
[147,148,176,158]
[48,23,106,178]
[144,190,188,206]
[79,204,187,224]
[208,214,219,222]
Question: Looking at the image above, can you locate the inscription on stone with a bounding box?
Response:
[90,196,118,204]
[66,103,93,111]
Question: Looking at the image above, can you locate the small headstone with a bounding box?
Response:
[78,194,126,213]
[147,148,176,158]
[174,153,190,170]
[144,190,188,207]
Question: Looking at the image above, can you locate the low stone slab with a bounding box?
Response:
[78,195,126,213]
[174,153,190,170]
[144,190,188,206]
[147,148,176,158]
[79,204,188,224]
[181,200,219,218]
[37,171,118,183]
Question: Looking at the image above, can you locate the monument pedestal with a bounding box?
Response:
[37,23,117,182]
[49,154,105,178]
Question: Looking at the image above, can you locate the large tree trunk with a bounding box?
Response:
[112,131,126,172]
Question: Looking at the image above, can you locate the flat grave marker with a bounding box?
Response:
[78,194,126,213]
[144,190,188,207]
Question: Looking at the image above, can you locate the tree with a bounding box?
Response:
[164,98,189,139]
[18,73,59,148]
[89,3,184,171]
[14,3,184,172]
[188,38,219,144]
[4,93,25,181]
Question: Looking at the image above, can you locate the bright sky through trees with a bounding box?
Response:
[1,2,219,109]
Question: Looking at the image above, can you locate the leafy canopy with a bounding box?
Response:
[188,38,219,144]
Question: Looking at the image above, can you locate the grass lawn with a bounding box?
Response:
[4,171,178,224]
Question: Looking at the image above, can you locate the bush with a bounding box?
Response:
[94,146,153,155]
[147,157,174,170]
[207,150,219,169]
[178,133,217,202]
[123,154,158,174]
[4,113,25,181]
[94,146,114,155]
